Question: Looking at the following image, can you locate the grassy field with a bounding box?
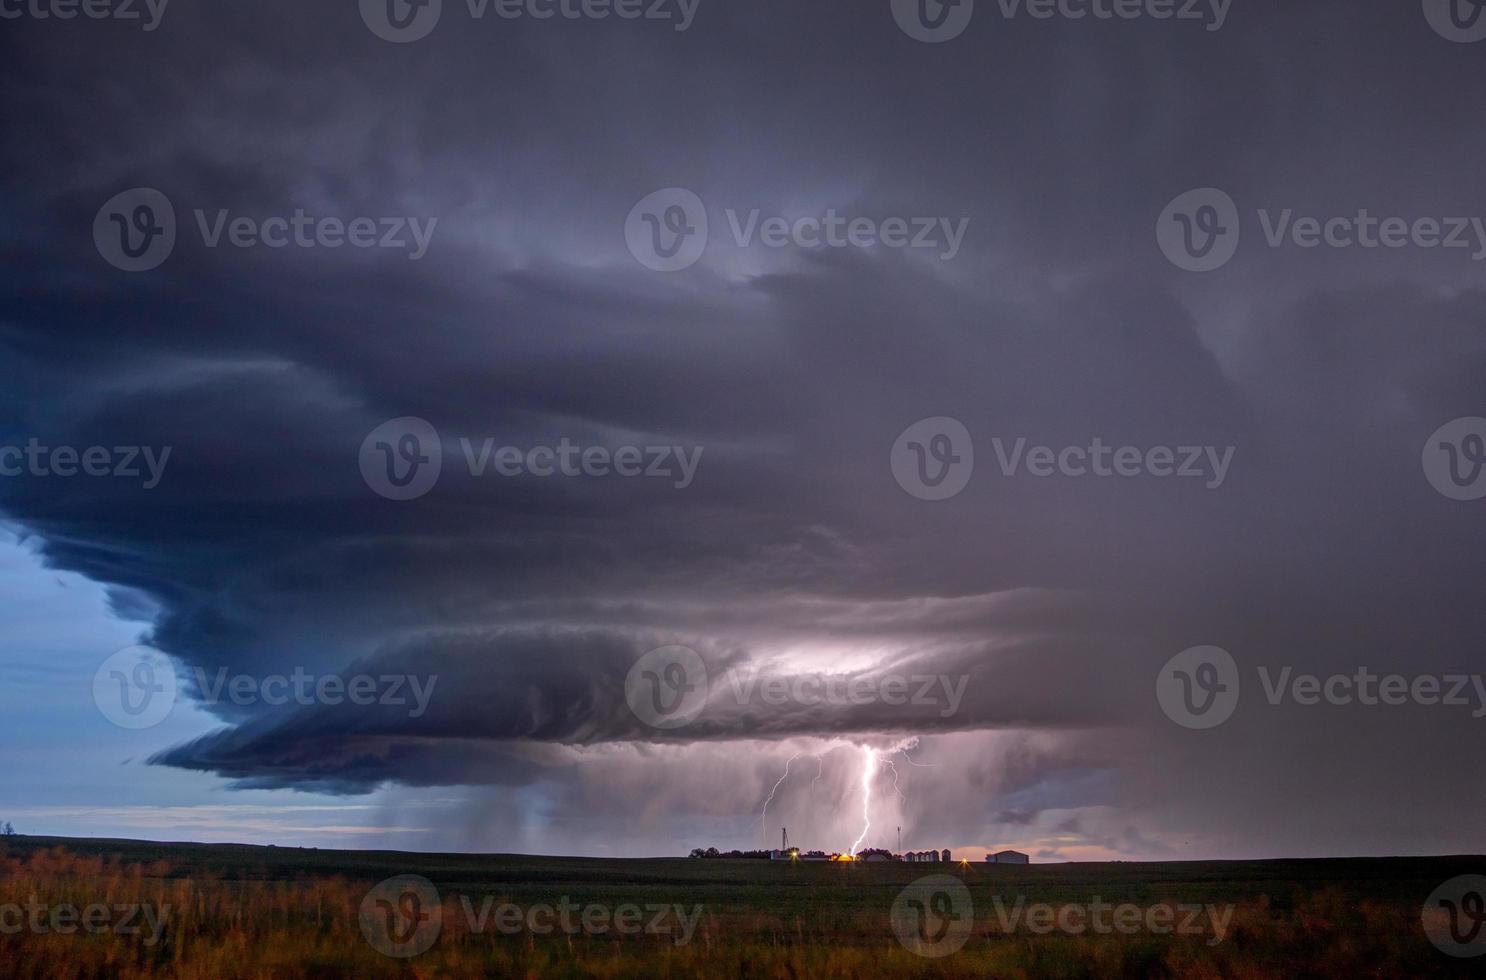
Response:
[1,835,1482,978]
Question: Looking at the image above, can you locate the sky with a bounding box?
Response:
[1,0,1484,862]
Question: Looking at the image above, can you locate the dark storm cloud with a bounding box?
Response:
[145,597,1143,791]
[2,0,1485,856]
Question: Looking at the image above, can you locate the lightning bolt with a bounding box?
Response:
[760,753,801,845]
[810,742,850,794]
[849,746,877,856]
[883,757,907,804]
[900,744,935,767]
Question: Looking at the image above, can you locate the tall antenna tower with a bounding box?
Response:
[782,826,788,851]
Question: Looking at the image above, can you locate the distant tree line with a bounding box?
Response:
[688,847,772,859]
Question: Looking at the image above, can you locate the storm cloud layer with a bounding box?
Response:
[2,0,1484,859]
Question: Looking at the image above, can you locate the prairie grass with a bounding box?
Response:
[0,842,1478,979]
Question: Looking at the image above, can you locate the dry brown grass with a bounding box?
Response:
[0,845,1473,979]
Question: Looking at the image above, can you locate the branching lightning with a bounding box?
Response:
[847,739,934,856]
[900,744,935,767]
[883,757,907,804]
[760,740,934,858]
[759,753,801,845]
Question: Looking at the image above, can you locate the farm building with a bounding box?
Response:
[987,850,1030,864]
[903,850,949,863]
